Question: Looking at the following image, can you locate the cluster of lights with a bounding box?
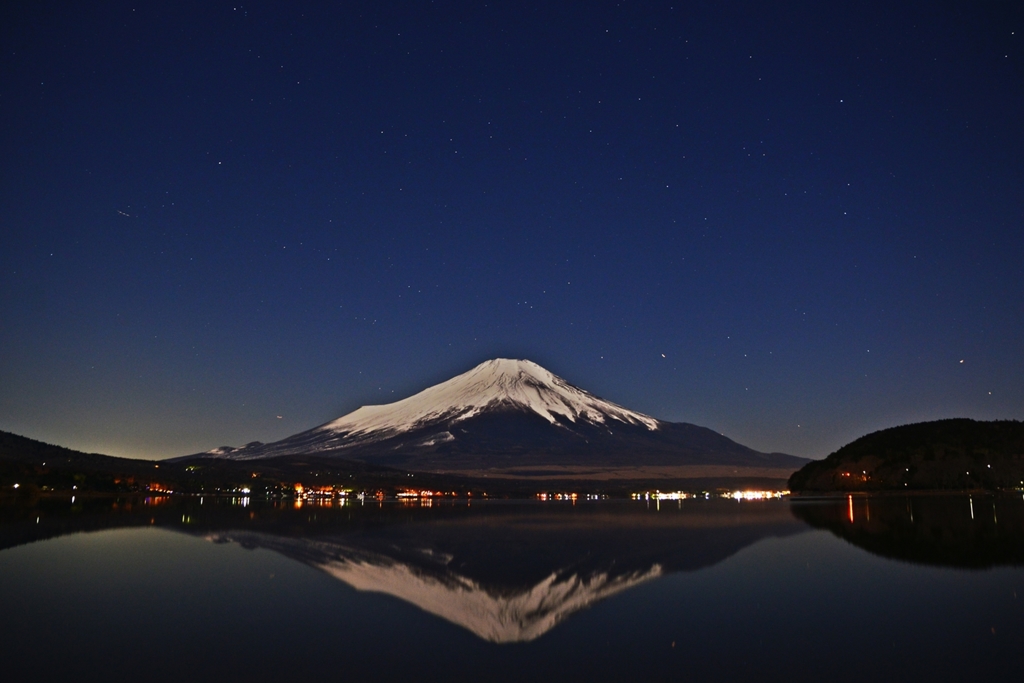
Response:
[283,484,359,508]
[536,492,578,501]
[631,490,790,501]
[9,478,789,504]
[535,492,605,501]
[727,490,789,500]
[632,491,692,501]
[395,490,459,498]
[292,484,353,499]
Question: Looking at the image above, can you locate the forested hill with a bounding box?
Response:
[789,419,1024,492]
[0,430,146,469]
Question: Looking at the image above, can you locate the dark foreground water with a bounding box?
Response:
[1,494,1022,682]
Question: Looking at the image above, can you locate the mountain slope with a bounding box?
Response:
[185,358,806,471]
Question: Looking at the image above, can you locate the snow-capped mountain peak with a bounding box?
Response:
[179,357,807,471]
[318,358,660,439]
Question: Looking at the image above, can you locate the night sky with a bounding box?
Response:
[2,1,1021,460]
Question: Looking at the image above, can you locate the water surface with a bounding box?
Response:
[1,495,1021,681]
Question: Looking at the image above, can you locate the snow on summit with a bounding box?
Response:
[179,356,807,469]
[319,358,660,438]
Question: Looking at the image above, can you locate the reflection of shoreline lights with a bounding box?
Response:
[277,482,362,508]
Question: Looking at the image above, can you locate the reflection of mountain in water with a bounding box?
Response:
[0,498,802,642]
[791,494,1024,569]
[202,502,804,642]
[211,529,662,642]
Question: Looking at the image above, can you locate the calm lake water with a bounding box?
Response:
[1,494,1022,682]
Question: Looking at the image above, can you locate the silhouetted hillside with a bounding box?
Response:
[789,419,1024,492]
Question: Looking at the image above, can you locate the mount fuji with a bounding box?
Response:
[182,359,806,472]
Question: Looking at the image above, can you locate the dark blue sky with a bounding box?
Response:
[2,1,1022,460]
